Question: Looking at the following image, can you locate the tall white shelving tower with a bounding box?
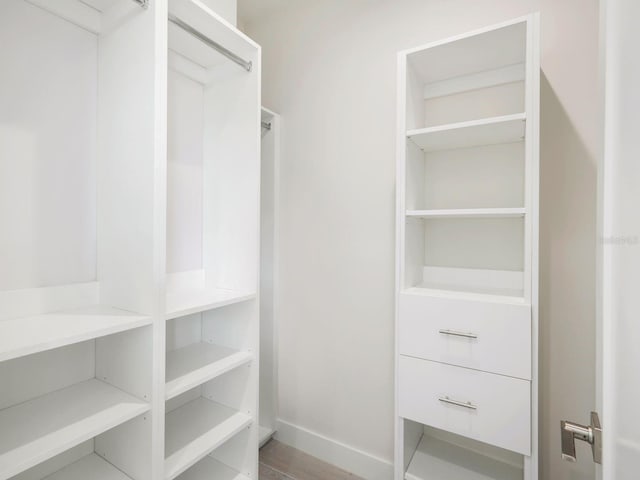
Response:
[395,15,540,480]
[0,0,261,479]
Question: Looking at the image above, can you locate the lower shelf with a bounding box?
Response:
[165,342,253,400]
[165,397,253,480]
[405,435,523,480]
[0,379,150,480]
[43,453,132,480]
[177,456,249,480]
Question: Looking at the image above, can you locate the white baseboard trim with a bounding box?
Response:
[274,419,393,480]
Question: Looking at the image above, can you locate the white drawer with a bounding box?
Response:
[399,355,531,455]
[399,292,531,379]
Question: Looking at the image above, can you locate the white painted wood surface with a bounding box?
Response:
[396,14,539,480]
[600,0,640,477]
[399,356,531,456]
[176,456,248,480]
[43,454,133,480]
[0,379,149,479]
[407,114,525,152]
[405,435,522,480]
[399,293,531,379]
[0,307,150,363]
[406,208,525,219]
[165,284,255,320]
[0,0,261,478]
[164,397,253,480]
[419,266,524,298]
[166,343,252,400]
[423,63,525,100]
[259,107,280,444]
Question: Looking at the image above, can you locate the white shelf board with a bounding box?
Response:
[407,113,525,152]
[0,306,151,363]
[166,343,252,400]
[405,435,522,480]
[165,288,256,320]
[0,379,150,480]
[403,286,525,305]
[165,397,252,480]
[259,426,275,447]
[169,0,258,72]
[406,208,525,219]
[423,63,525,100]
[176,456,248,480]
[43,453,132,480]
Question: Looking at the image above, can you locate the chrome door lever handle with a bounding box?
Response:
[561,412,602,464]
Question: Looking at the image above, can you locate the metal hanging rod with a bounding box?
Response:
[261,121,272,131]
[131,0,149,8]
[168,14,252,72]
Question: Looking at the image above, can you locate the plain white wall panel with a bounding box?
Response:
[0,342,94,410]
[0,0,97,291]
[167,71,204,274]
[422,142,525,210]
[423,82,524,128]
[422,217,525,271]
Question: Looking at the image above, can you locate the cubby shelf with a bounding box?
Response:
[406,208,525,219]
[0,379,150,480]
[407,113,526,152]
[177,457,249,480]
[405,435,522,480]
[165,397,252,480]
[0,306,151,363]
[403,286,525,305]
[164,289,256,321]
[169,0,258,83]
[165,343,252,400]
[43,453,133,480]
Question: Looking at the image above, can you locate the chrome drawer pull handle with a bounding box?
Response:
[438,329,478,339]
[438,396,477,410]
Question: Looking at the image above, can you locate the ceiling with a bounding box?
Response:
[237,0,292,24]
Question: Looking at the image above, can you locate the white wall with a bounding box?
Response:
[244,1,600,478]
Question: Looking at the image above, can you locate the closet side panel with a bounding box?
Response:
[97,2,165,315]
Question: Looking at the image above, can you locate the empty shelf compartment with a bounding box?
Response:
[0,306,151,363]
[166,343,252,400]
[405,435,523,480]
[0,379,149,480]
[165,397,252,480]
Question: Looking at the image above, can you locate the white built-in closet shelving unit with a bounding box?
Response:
[258,107,280,447]
[0,0,261,479]
[395,15,540,480]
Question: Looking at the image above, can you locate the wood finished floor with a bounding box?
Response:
[259,440,363,480]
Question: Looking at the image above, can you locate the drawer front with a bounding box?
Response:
[399,355,531,455]
[399,293,531,379]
